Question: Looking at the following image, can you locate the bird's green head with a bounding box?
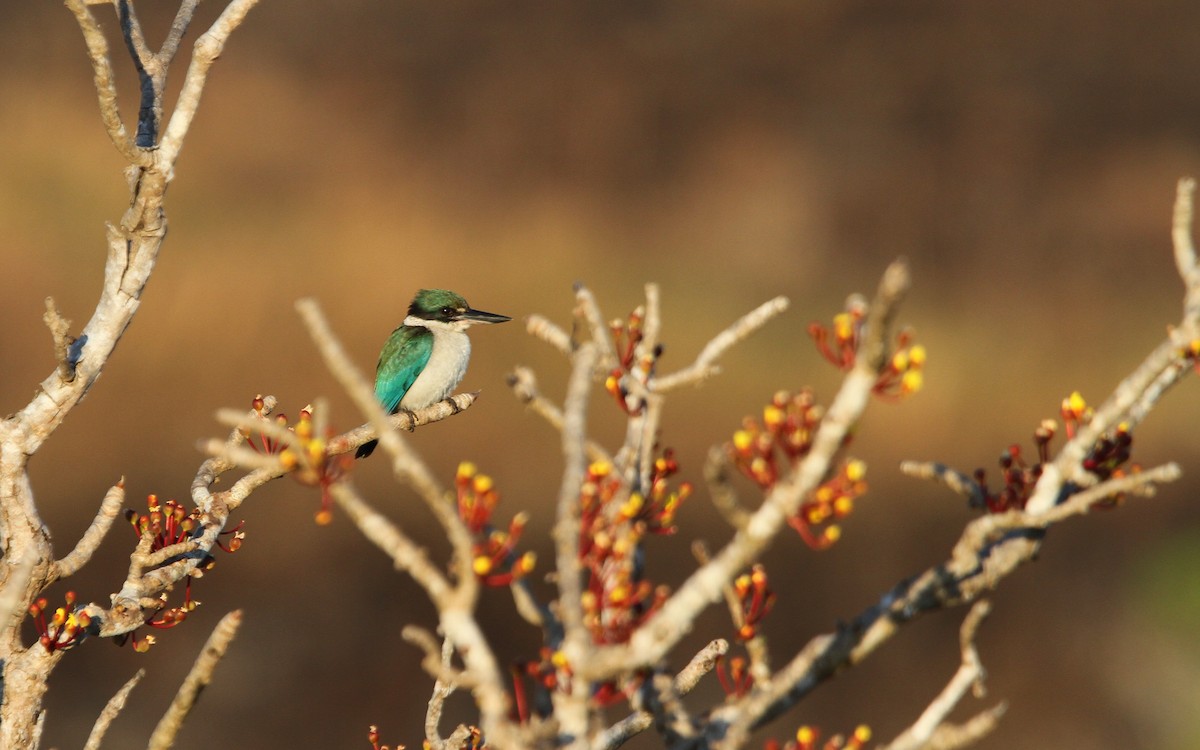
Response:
[407,289,511,327]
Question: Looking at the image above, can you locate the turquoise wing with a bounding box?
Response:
[374,327,433,413]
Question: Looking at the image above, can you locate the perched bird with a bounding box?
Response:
[356,289,511,458]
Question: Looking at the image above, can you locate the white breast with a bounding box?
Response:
[398,323,472,410]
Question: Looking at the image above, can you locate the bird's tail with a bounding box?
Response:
[356,439,379,459]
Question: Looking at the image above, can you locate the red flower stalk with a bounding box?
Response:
[29,592,90,653]
[809,299,925,398]
[456,463,536,586]
[716,654,754,697]
[733,565,776,640]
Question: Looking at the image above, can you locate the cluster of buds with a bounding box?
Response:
[120,494,244,650]
[625,449,691,534]
[276,407,354,525]
[455,463,536,586]
[790,459,868,550]
[765,725,871,750]
[733,565,775,641]
[605,306,663,415]
[808,299,925,399]
[578,460,676,645]
[125,494,245,556]
[716,653,754,698]
[241,394,291,454]
[729,389,823,488]
[29,592,90,653]
[729,392,868,548]
[974,392,1136,514]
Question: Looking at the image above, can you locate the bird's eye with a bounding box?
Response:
[441,306,455,316]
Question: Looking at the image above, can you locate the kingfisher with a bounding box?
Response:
[356,289,511,458]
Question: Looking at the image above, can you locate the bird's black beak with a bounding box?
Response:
[460,308,512,325]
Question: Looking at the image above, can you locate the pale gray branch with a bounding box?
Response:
[53,480,126,580]
[147,610,242,750]
[84,669,145,750]
[653,295,790,392]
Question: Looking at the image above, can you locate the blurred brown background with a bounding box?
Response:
[2,1,1200,748]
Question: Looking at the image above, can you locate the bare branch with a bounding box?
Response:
[147,610,242,750]
[1173,177,1199,288]
[595,639,729,750]
[42,297,77,382]
[329,482,452,602]
[574,284,619,370]
[883,601,997,750]
[508,366,612,464]
[653,295,790,392]
[525,314,574,357]
[900,461,987,508]
[552,342,599,744]
[159,0,260,163]
[64,0,150,165]
[52,479,126,580]
[84,669,145,750]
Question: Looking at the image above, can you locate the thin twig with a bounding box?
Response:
[328,482,452,603]
[525,314,574,357]
[653,296,790,392]
[84,669,145,750]
[900,461,987,508]
[158,0,260,162]
[883,601,997,750]
[53,480,126,580]
[594,639,729,750]
[507,367,612,463]
[147,610,242,750]
[64,0,150,164]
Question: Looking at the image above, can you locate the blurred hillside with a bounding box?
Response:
[2,2,1200,748]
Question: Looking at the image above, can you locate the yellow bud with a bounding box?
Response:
[473,556,493,575]
[305,438,326,464]
[473,474,494,494]
[823,525,841,543]
[833,312,853,341]
[833,495,854,516]
[732,430,754,452]
[909,344,927,366]
[796,726,816,743]
[314,509,333,525]
[551,650,569,669]
[891,349,909,372]
[854,725,872,742]
[621,493,644,518]
[294,419,313,441]
[1067,390,1087,416]
[456,462,477,481]
[279,449,298,470]
[901,369,923,394]
[844,459,867,482]
[589,460,612,477]
[762,405,785,429]
[518,551,537,573]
